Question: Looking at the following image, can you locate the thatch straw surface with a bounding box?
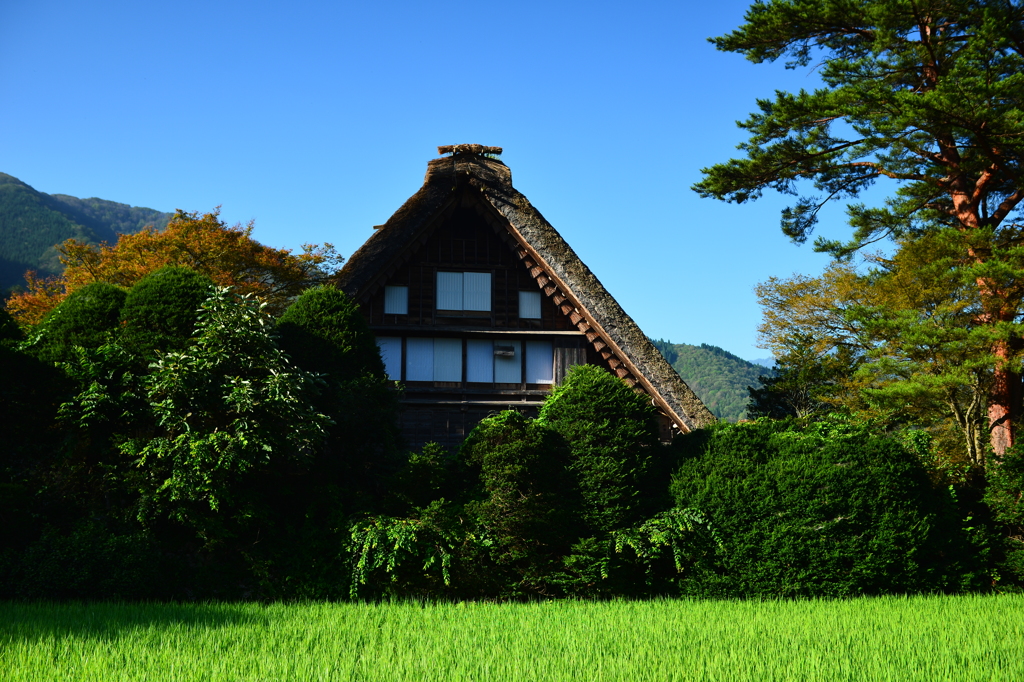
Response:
[337,151,715,431]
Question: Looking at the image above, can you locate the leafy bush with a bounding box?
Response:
[983,445,1024,586]
[0,521,166,600]
[389,442,464,511]
[0,341,63,474]
[120,265,214,357]
[671,417,988,598]
[461,410,580,595]
[348,500,475,599]
[276,285,384,382]
[122,288,330,536]
[539,364,662,534]
[348,373,721,601]
[28,282,126,363]
[276,284,401,503]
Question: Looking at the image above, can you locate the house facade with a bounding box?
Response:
[336,145,714,447]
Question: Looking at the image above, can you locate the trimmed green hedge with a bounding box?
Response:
[539,364,662,534]
[120,266,214,357]
[30,282,126,364]
[671,418,989,598]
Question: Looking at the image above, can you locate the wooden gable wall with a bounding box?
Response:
[351,189,631,448]
[360,199,577,332]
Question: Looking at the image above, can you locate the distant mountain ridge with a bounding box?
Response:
[650,339,774,422]
[0,173,172,290]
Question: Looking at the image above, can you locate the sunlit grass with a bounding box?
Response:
[2,595,1022,681]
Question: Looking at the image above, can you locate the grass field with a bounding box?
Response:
[2,595,1023,681]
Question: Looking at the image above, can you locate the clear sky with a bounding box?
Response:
[1,0,861,363]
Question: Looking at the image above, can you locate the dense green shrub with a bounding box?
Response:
[349,371,721,601]
[276,285,401,504]
[350,414,580,601]
[0,340,63,468]
[120,266,214,357]
[46,268,214,530]
[671,418,988,598]
[539,364,662,534]
[0,521,166,600]
[276,285,385,381]
[28,282,126,364]
[983,445,1024,585]
[123,288,330,535]
[461,411,580,595]
[389,442,465,511]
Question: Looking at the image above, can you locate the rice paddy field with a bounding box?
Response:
[2,595,1023,681]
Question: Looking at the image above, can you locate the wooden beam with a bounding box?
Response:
[370,325,585,336]
[401,399,545,407]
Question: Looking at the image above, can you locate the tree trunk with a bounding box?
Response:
[989,339,1021,460]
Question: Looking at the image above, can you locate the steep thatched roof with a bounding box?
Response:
[337,147,715,432]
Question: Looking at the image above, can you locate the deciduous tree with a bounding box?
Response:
[6,209,343,324]
[121,288,330,542]
[755,232,999,466]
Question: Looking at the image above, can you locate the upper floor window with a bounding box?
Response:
[437,271,491,311]
[519,290,541,319]
[384,285,408,315]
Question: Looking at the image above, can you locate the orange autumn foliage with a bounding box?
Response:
[4,209,344,325]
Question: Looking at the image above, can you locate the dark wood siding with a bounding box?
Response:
[354,191,621,449]
[554,341,588,384]
[400,405,542,451]
[362,201,576,332]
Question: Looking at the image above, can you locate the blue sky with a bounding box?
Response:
[1,0,861,363]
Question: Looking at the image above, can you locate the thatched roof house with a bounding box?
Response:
[337,145,714,446]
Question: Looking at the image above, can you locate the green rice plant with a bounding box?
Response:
[2,595,1024,681]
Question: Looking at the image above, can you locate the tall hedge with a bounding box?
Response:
[276,285,385,382]
[670,418,988,598]
[276,285,400,509]
[539,364,662,534]
[120,266,214,357]
[460,410,580,593]
[29,282,127,364]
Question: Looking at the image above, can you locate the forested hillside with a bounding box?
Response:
[0,173,171,290]
[650,339,772,422]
